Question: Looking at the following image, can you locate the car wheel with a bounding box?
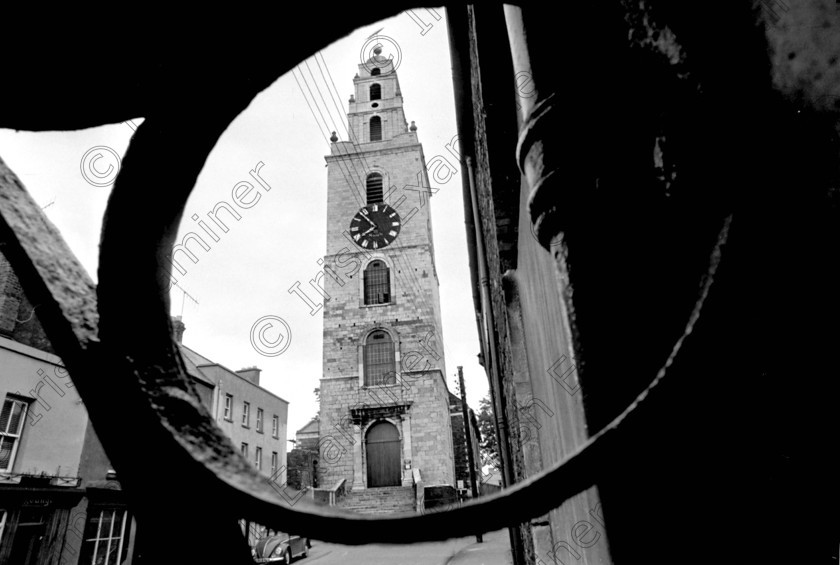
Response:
[285,548,292,563]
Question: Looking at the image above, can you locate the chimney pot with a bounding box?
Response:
[171,316,186,344]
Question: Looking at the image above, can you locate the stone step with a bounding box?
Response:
[343,498,413,505]
[339,486,416,514]
[343,498,414,507]
[342,504,416,514]
[344,487,413,497]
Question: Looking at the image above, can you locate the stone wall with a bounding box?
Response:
[317,76,455,492]
[318,367,454,490]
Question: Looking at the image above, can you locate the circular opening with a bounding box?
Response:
[371,103,379,108]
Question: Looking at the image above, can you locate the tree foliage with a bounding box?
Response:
[477,393,499,466]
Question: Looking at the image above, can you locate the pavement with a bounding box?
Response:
[444,529,512,565]
[301,528,512,565]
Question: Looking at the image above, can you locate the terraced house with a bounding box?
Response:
[0,251,288,564]
[175,318,289,486]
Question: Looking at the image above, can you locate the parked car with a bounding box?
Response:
[251,531,309,563]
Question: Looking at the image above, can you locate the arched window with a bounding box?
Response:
[364,330,396,386]
[370,68,381,76]
[370,83,381,100]
[366,173,383,204]
[370,116,382,142]
[364,260,390,305]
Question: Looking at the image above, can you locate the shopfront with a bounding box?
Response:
[0,479,83,565]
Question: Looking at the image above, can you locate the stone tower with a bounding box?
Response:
[315,49,455,494]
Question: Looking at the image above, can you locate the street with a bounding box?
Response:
[298,529,511,565]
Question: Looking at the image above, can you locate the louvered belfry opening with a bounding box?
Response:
[369,116,382,141]
[370,83,381,100]
[366,173,383,204]
[364,330,396,386]
[364,260,390,305]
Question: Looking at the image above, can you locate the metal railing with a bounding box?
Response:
[313,479,346,507]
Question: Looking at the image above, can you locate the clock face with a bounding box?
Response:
[349,203,401,249]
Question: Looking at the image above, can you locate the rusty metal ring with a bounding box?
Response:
[0,73,731,549]
[99,95,733,545]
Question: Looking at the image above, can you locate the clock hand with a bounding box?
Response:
[362,226,376,235]
[361,213,376,228]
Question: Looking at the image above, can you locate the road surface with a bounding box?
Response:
[299,529,511,565]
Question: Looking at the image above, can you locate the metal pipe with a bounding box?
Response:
[466,156,513,491]
[445,4,485,357]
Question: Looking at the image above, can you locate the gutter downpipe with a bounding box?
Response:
[466,156,513,491]
[446,10,522,564]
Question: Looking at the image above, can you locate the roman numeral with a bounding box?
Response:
[351,227,359,232]
[389,230,398,237]
[353,234,360,241]
[361,240,369,248]
[392,222,400,226]
[373,204,378,212]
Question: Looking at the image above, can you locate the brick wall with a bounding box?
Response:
[450,412,469,486]
[0,250,21,335]
[449,400,481,492]
[0,250,55,352]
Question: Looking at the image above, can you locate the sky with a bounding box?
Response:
[0,7,489,441]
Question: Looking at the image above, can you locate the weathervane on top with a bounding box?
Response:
[360,26,402,75]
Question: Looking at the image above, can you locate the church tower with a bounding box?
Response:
[316,48,455,496]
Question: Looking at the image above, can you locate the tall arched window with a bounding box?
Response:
[364,260,390,305]
[370,116,382,142]
[364,330,396,386]
[366,173,383,204]
[370,83,381,100]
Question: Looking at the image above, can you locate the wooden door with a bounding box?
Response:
[365,422,401,487]
[8,509,48,565]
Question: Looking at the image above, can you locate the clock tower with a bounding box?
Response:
[316,49,455,498]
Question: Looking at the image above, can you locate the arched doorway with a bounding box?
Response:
[365,421,401,487]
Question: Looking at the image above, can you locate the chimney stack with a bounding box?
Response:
[171,316,186,344]
[236,366,261,386]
